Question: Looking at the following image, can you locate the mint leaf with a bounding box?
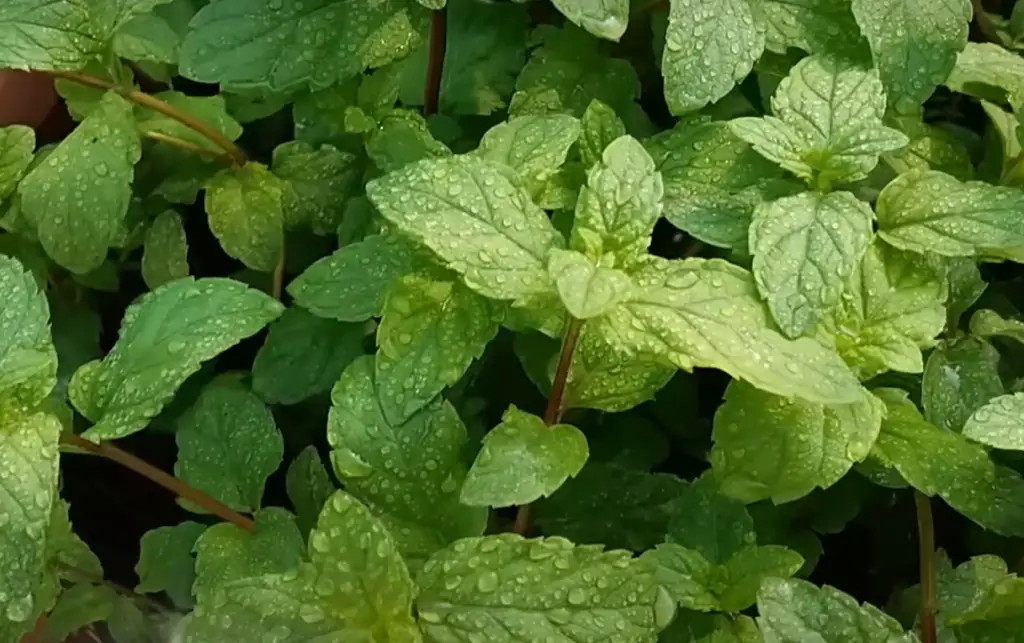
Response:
[461,405,589,507]
[18,92,141,275]
[271,141,361,234]
[42,584,116,642]
[750,191,874,338]
[579,100,626,168]
[179,0,429,91]
[174,382,283,513]
[0,125,34,200]
[970,309,1024,344]
[760,0,862,56]
[922,337,1003,433]
[596,256,861,404]
[876,169,1024,259]
[366,109,452,173]
[71,277,283,441]
[661,0,765,115]
[963,394,1024,450]
[376,270,501,423]
[285,446,335,537]
[0,255,57,408]
[730,56,908,186]
[136,521,207,609]
[551,0,627,41]
[113,12,181,64]
[945,42,1024,103]
[717,545,805,612]
[367,155,564,301]
[667,476,755,565]
[328,356,487,560]
[883,113,974,181]
[141,210,189,290]
[549,249,634,320]
[416,534,671,643]
[204,163,284,272]
[646,544,719,612]
[135,92,241,153]
[476,114,581,189]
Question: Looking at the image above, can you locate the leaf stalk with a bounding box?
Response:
[423,7,448,117]
[914,490,938,643]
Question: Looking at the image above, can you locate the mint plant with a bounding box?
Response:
[7,1,1024,642]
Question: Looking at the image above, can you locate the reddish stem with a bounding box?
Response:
[915,491,938,643]
[423,7,448,116]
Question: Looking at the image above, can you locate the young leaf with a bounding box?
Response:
[204,163,284,272]
[328,356,488,560]
[70,277,283,441]
[730,56,908,186]
[271,140,361,234]
[18,92,141,274]
[174,382,283,513]
[922,337,1003,433]
[970,309,1024,344]
[963,394,1024,451]
[460,405,589,507]
[876,169,1024,259]
[136,521,207,609]
[851,0,971,108]
[42,583,116,642]
[285,446,336,537]
[551,0,628,42]
[365,109,452,174]
[252,307,366,405]
[760,0,862,57]
[475,114,581,191]
[595,256,862,404]
[376,270,502,424]
[563,326,675,412]
[0,255,57,408]
[185,492,419,641]
[0,125,34,200]
[135,92,242,153]
[179,0,429,91]
[416,534,673,643]
[645,544,719,612]
[366,155,565,301]
[579,100,626,168]
[883,113,974,181]
[716,545,805,612]
[548,249,634,319]
[944,42,1024,102]
[141,210,189,290]
[750,191,874,338]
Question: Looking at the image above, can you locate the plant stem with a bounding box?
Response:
[271,248,286,301]
[18,615,46,643]
[423,7,448,117]
[47,70,247,167]
[142,131,235,166]
[513,317,584,535]
[60,432,256,533]
[915,491,938,643]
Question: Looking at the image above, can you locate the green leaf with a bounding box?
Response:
[945,42,1024,103]
[141,210,189,290]
[646,544,719,612]
[106,595,149,643]
[551,0,627,41]
[667,476,755,565]
[882,114,974,181]
[461,406,589,507]
[135,92,241,153]
[174,382,283,513]
[716,545,805,612]
[252,307,366,405]
[760,0,862,57]
[963,393,1024,450]
[757,577,916,642]
[366,109,452,174]
[186,492,419,642]
[204,163,284,272]
[750,191,874,338]
[712,382,883,504]
[571,135,663,265]
[179,0,429,92]
[580,100,626,168]
[947,259,987,326]
[271,140,361,234]
[475,114,581,198]
[285,446,336,537]
[71,277,283,441]
[595,256,861,404]
[136,521,207,609]
[192,508,304,602]
[113,12,181,64]
[328,356,488,560]
[851,0,971,108]
[922,337,1003,433]
[549,249,634,320]
[661,0,765,115]
[730,56,908,186]
[876,169,1024,259]
[42,583,116,642]
[376,270,502,424]
[971,309,1024,344]
[367,155,564,301]
[0,125,34,200]
[416,534,672,643]
[0,255,57,408]
[18,92,141,275]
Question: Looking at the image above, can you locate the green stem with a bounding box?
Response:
[915,491,938,643]
[142,130,235,166]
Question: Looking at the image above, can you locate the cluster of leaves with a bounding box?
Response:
[8,0,1024,641]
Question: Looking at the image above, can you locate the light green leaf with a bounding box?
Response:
[141,210,189,290]
[376,270,501,424]
[367,155,564,301]
[947,259,987,326]
[106,596,149,643]
[285,446,336,537]
[876,169,1024,259]
[0,125,34,200]
[945,42,1024,103]
[730,56,908,186]
[366,109,452,173]
[551,0,627,41]
[136,521,207,609]
[179,0,429,92]
[883,114,974,181]
[757,577,916,642]
[0,409,61,626]
[580,100,626,168]
[135,92,241,153]
[712,382,883,504]
[661,0,765,115]
[174,382,283,513]
[549,249,634,320]
[760,0,862,56]
[328,356,488,560]
[0,255,57,408]
[595,256,861,404]
[71,277,283,441]
[571,135,663,265]
[667,476,755,565]
[750,191,874,338]
[922,337,1003,433]
[461,406,589,507]
[416,534,671,643]
[963,393,1024,450]
[252,307,365,405]
[113,12,180,64]
[970,309,1024,344]
[717,545,805,612]
[476,114,581,189]
[646,543,719,612]
[18,92,141,275]
[42,584,116,642]
[851,0,971,108]
[185,492,419,642]
[271,140,361,233]
[204,163,284,272]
